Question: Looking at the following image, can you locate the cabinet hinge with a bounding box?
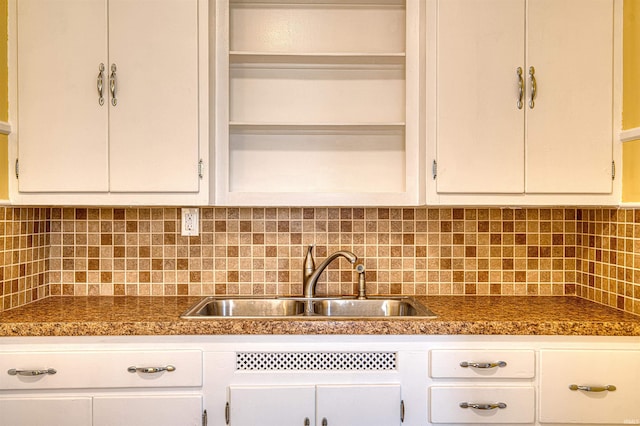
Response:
[612,161,616,180]
[198,159,204,179]
[432,160,437,180]
[15,159,19,179]
[225,402,230,425]
[400,400,405,422]
[202,409,207,426]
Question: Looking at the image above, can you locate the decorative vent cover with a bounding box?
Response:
[236,352,397,371]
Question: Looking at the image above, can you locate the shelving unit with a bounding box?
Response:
[214,0,423,206]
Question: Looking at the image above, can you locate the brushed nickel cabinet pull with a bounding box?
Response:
[529,66,537,108]
[97,63,105,106]
[460,402,507,410]
[8,368,57,376]
[127,365,175,374]
[569,384,616,392]
[460,361,507,369]
[109,63,118,106]
[517,67,524,109]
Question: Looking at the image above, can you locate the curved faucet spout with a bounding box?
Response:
[303,248,357,298]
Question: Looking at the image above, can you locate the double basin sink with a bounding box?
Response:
[181,296,437,319]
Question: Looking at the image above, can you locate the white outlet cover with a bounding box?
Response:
[181,208,199,236]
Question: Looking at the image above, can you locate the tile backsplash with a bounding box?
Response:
[1,206,639,316]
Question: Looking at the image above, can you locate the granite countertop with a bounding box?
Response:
[1,295,639,337]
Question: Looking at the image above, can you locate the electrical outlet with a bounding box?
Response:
[181,208,199,236]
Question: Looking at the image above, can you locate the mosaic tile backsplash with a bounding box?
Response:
[0,206,639,316]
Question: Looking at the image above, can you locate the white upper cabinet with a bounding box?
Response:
[435,0,526,194]
[429,0,619,205]
[525,0,614,194]
[16,0,109,193]
[214,0,424,206]
[13,0,208,205]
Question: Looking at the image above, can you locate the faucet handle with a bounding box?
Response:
[355,263,366,299]
[303,244,315,278]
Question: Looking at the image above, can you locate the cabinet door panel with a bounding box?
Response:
[93,395,202,426]
[228,385,316,426]
[108,0,200,192]
[17,0,109,192]
[436,0,525,193]
[316,384,401,426]
[526,0,613,193]
[0,397,92,426]
[540,350,640,424]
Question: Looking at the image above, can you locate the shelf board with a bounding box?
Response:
[230,51,405,65]
[229,122,405,133]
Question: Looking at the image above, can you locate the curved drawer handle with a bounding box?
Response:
[569,384,616,392]
[97,63,105,106]
[8,368,57,376]
[517,67,524,109]
[109,63,117,106]
[460,361,507,369]
[128,365,175,374]
[529,66,537,109]
[460,402,507,410]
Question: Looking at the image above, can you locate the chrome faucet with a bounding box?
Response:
[303,245,357,298]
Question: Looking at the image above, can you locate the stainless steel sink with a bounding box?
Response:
[181,296,436,319]
[311,297,436,317]
[181,297,305,318]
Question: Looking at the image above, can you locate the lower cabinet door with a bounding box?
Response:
[0,397,92,426]
[539,350,640,424]
[316,384,402,426]
[430,387,535,424]
[93,394,202,426]
[228,385,316,426]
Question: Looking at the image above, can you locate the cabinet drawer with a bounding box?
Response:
[430,386,535,424]
[539,350,640,424]
[430,350,535,378]
[0,350,202,390]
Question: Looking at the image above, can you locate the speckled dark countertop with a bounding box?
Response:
[1,296,639,337]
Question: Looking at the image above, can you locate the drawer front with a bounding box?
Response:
[0,350,202,390]
[430,386,535,424]
[430,350,535,378]
[539,349,640,424]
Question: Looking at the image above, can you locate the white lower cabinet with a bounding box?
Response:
[93,395,203,426]
[429,349,536,424]
[2,335,640,426]
[539,350,640,424]
[228,384,401,426]
[0,397,93,426]
[228,385,316,426]
[0,348,204,426]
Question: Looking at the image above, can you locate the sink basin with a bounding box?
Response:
[311,297,436,317]
[181,296,437,319]
[181,297,305,318]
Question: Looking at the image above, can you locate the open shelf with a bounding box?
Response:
[215,0,422,205]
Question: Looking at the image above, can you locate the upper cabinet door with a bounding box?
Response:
[526,0,614,194]
[435,0,526,194]
[17,0,109,192]
[108,0,200,193]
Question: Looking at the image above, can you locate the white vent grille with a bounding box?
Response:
[236,352,397,371]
